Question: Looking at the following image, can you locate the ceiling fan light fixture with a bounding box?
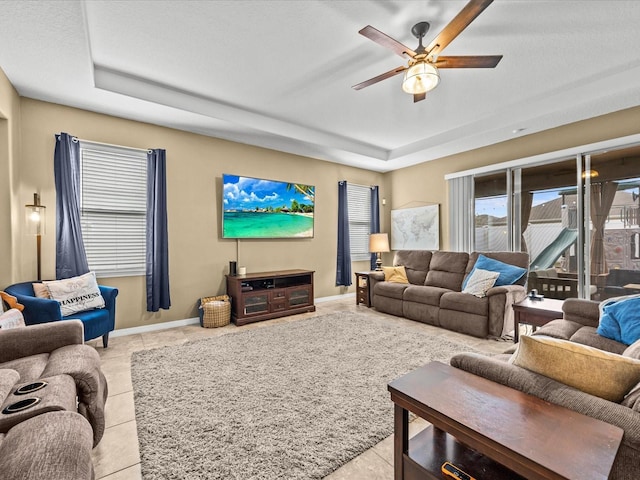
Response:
[402,62,440,95]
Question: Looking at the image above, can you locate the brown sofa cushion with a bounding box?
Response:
[393,250,431,285]
[0,354,50,383]
[533,319,584,340]
[535,321,628,354]
[562,298,600,327]
[403,285,449,306]
[0,410,94,480]
[570,326,628,355]
[425,251,469,290]
[373,282,409,300]
[440,291,488,316]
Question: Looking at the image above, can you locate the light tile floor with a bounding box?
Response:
[87,297,512,479]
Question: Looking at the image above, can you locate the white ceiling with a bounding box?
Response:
[1,0,640,172]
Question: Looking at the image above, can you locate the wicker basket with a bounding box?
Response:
[198,295,231,328]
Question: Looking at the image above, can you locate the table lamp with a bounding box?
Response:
[369,233,390,271]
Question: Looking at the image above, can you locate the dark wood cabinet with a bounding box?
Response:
[355,271,373,307]
[512,297,565,343]
[226,269,315,325]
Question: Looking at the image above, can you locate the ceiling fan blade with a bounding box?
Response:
[352,66,407,90]
[425,0,494,59]
[413,93,426,103]
[359,25,417,58]
[434,55,502,68]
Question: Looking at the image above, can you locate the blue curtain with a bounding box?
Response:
[54,133,89,279]
[336,181,351,286]
[370,186,380,270]
[146,149,171,311]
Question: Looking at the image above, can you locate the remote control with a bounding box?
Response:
[441,461,476,480]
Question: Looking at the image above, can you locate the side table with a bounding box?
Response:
[512,297,565,343]
[354,271,373,307]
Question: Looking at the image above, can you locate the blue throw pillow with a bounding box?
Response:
[597,296,640,345]
[597,308,624,343]
[463,254,527,289]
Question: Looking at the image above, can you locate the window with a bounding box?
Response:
[347,183,371,261]
[79,141,147,277]
[449,139,640,300]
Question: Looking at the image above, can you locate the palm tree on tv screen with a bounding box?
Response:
[286,183,314,205]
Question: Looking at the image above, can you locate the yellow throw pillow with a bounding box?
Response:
[382,266,409,284]
[510,335,640,402]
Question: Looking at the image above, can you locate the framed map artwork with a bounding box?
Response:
[391,204,440,250]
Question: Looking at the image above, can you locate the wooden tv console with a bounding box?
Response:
[226,269,315,326]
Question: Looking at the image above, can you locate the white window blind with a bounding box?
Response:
[347,183,371,261]
[79,141,147,277]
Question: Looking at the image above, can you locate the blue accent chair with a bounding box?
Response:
[4,282,118,348]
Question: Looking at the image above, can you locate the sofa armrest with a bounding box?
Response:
[562,298,600,327]
[485,285,526,338]
[0,369,20,403]
[368,272,385,295]
[485,284,525,297]
[98,285,118,310]
[451,352,640,448]
[0,320,84,364]
[9,294,62,326]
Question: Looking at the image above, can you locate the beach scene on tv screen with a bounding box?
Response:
[223,175,314,238]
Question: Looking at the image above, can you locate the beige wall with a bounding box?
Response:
[388,106,640,249]
[16,99,385,329]
[0,67,20,287]
[7,88,640,331]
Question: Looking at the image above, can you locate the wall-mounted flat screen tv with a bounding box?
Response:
[222,174,315,239]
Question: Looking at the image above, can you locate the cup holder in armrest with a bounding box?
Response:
[14,381,48,396]
[2,397,41,414]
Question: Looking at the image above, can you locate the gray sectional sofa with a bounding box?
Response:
[451,298,640,480]
[0,319,108,479]
[369,250,529,338]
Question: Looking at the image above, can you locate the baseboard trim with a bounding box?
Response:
[110,317,200,338]
[315,293,355,303]
[110,293,356,337]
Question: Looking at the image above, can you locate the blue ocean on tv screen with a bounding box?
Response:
[222,174,314,238]
[223,212,313,238]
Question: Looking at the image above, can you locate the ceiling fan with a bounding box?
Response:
[352,0,502,103]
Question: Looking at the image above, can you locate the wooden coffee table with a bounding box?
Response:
[388,361,623,480]
[512,297,565,343]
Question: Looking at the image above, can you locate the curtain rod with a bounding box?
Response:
[57,134,152,154]
[341,181,377,189]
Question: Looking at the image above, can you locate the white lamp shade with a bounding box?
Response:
[402,62,440,94]
[369,233,390,253]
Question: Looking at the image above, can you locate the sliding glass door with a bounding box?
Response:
[471,144,640,300]
[586,146,640,299]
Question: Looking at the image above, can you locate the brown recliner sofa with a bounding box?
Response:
[369,250,529,338]
[451,298,640,480]
[0,319,109,479]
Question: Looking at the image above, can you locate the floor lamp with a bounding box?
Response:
[369,233,390,271]
[25,193,46,281]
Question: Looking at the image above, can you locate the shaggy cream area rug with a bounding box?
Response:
[131,311,481,479]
